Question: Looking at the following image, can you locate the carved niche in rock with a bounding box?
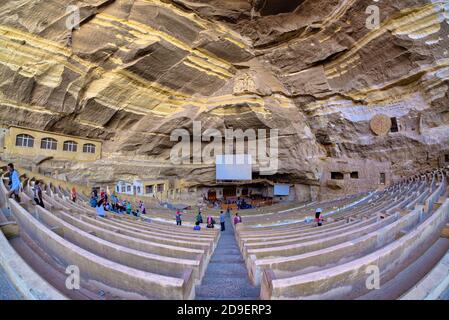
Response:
[370,114,392,136]
[233,72,257,95]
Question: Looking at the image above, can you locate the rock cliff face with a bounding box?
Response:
[0,0,448,187]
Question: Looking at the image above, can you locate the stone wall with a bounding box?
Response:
[319,158,393,200]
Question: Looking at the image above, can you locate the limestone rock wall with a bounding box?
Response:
[0,0,448,188]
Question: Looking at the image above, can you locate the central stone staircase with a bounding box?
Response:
[195,215,260,300]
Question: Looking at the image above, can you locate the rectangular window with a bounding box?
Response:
[380,173,386,184]
[331,172,344,180]
[127,185,131,192]
[63,141,77,152]
[350,172,359,179]
[146,185,154,194]
[16,135,34,148]
[391,117,399,133]
[121,186,125,193]
[445,154,449,163]
[83,144,96,154]
[157,184,164,193]
[41,138,57,150]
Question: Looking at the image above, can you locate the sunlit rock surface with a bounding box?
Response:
[0,0,448,186]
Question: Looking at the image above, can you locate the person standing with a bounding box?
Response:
[196,210,203,224]
[33,180,45,208]
[219,210,226,231]
[90,195,98,208]
[176,210,182,226]
[126,201,132,215]
[71,186,77,202]
[139,201,146,215]
[7,163,21,201]
[315,208,323,227]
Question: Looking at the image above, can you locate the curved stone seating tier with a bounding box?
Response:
[9,199,195,299]
[261,199,449,299]
[400,248,449,300]
[236,184,415,247]
[239,219,362,247]
[108,215,218,239]
[68,196,219,239]
[0,212,66,300]
[239,193,368,227]
[37,189,217,254]
[0,238,64,300]
[41,193,218,244]
[241,216,380,253]
[245,213,399,262]
[0,176,221,299]
[250,205,424,285]
[237,187,399,236]
[32,205,205,282]
[52,209,207,262]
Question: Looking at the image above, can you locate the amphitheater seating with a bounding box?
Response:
[235,168,449,299]
[0,174,220,300]
[1,167,449,300]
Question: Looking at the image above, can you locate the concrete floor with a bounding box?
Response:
[195,215,260,300]
[0,264,22,300]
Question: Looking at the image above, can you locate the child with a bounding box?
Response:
[176,210,182,226]
[71,187,77,202]
[315,208,323,227]
[33,180,45,208]
[193,221,201,231]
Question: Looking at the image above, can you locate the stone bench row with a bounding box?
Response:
[236,185,412,244]
[250,205,422,286]
[42,192,218,244]
[0,179,66,300]
[10,199,195,299]
[33,205,206,282]
[38,190,217,256]
[261,199,449,299]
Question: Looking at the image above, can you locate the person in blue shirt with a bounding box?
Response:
[219,211,226,231]
[96,199,106,217]
[7,163,21,201]
[193,221,201,231]
[90,195,98,208]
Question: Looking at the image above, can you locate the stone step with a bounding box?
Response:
[216,244,239,250]
[0,264,22,300]
[200,274,252,285]
[210,254,244,263]
[195,283,260,299]
[213,248,240,255]
[204,262,249,276]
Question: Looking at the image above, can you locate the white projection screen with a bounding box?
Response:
[216,154,252,180]
[274,184,290,196]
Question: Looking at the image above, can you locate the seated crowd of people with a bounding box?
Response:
[89,189,146,218]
